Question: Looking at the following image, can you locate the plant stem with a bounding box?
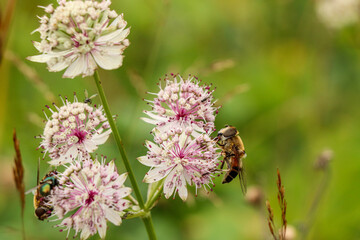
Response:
[300,168,332,240]
[142,213,157,240]
[93,71,157,239]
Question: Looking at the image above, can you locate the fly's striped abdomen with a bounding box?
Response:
[222,166,239,183]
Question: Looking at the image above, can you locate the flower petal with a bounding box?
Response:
[104,206,122,226]
[91,129,111,145]
[116,172,128,186]
[48,60,71,72]
[145,140,162,154]
[27,54,54,63]
[97,217,107,239]
[143,165,172,183]
[91,49,124,70]
[140,117,160,125]
[109,14,126,28]
[177,174,188,201]
[143,110,168,122]
[97,27,130,44]
[80,226,92,240]
[115,187,132,198]
[83,139,98,153]
[137,156,162,167]
[163,169,176,199]
[63,54,85,78]
[48,145,78,166]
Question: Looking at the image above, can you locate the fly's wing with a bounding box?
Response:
[25,186,38,195]
[238,159,247,195]
[233,144,247,195]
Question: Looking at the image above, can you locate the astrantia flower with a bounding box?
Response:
[40,95,111,166]
[142,74,219,135]
[138,127,220,201]
[49,158,132,239]
[27,0,130,78]
[316,0,360,29]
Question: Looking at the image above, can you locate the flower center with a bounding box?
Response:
[174,157,182,164]
[85,190,97,205]
[73,129,87,143]
[173,157,188,165]
[175,110,187,120]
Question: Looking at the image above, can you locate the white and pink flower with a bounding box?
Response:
[40,94,111,166]
[50,158,132,239]
[28,0,130,78]
[142,74,219,135]
[316,0,360,29]
[138,127,220,201]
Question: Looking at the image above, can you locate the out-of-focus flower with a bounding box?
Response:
[314,148,333,170]
[280,225,297,240]
[244,185,263,207]
[316,0,360,29]
[27,0,130,78]
[142,74,219,135]
[138,127,220,201]
[40,95,111,166]
[50,158,132,239]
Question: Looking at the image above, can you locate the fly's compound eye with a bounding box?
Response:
[223,127,237,138]
[39,184,51,196]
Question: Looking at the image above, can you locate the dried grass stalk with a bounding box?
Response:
[12,129,25,239]
[266,200,278,240]
[266,168,288,240]
[277,168,287,240]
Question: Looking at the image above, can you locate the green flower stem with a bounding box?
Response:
[142,213,157,240]
[93,71,157,240]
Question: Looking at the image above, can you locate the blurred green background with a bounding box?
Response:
[1,0,360,239]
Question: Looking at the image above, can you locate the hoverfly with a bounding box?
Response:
[215,125,247,194]
[33,170,58,220]
[27,159,59,220]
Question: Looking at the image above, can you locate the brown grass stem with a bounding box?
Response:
[12,129,25,240]
[266,168,288,240]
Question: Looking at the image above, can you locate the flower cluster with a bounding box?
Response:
[28,0,130,78]
[40,94,111,166]
[49,157,132,239]
[139,128,219,200]
[142,74,219,135]
[316,0,360,29]
[139,74,220,201]
[36,93,133,239]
